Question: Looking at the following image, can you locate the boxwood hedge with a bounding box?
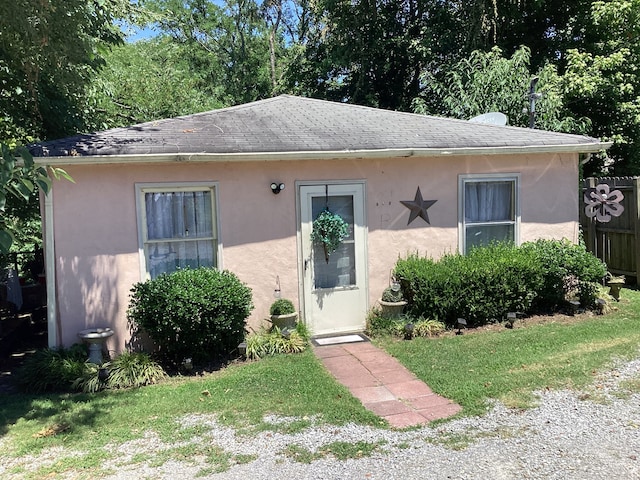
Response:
[394,240,606,327]
[127,267,253,364]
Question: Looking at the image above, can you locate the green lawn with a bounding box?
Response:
[378,288,640,415]
[1,288,640,476]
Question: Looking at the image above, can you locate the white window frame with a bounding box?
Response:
[135,182,222,280]
[458,173,520,254]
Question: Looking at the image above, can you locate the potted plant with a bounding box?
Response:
[269,298,298,329]
[311,209,349,263]
[378,286,407,318]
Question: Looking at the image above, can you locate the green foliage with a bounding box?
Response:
[413,318,447,337]
[72,352,167,393]
[311,209,349,257]
[366,310,445,339]
[395,240,606,327]
[127,267,254,365]
[286,0,441,110]
[0,0,132,142]
[143,0,278,105]
[561,0,640,175]
[396,244,540,327]
[15,345,89,393]
[86,38,224,130]
[519,239,608,309]
[381,286,404,303]
[0,144,72,253]
[269,298,296,316]
[415,46,589,133]
[245,323,309,360]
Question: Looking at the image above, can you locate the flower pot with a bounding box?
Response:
[270,312,298,330]
[378,299,407,318]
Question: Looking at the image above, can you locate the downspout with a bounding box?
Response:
[44,190,58,348]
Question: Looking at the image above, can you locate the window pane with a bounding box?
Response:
[146,191,213,240]
[465,181,513,223]
[143,188,216,279]
[311,195,356,289]
[465,224,514,251]
[313,241,356,289]
[146,240,215,279]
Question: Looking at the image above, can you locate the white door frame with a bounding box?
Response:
[296,180,369,335]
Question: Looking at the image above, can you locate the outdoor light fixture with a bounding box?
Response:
[506,312,517,329]
[98,367,110,382]
[404,323,414,340]
[270,182,285,194]
[274,275,281,298]
[456,318,467,335]
[568,300,581,316]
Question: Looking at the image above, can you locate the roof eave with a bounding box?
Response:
[34,142,612,166]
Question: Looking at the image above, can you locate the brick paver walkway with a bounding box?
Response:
[313,340,461,428]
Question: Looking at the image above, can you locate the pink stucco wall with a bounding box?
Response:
[47,152,579,351]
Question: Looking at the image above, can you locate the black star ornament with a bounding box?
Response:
[400,187,437,225]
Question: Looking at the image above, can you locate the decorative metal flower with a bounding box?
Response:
[584,183,624,223]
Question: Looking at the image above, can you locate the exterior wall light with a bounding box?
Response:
[271,182,285,194]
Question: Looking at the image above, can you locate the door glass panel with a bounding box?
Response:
[311,195,355,289]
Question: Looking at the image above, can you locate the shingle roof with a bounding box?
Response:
[30,95,605,160]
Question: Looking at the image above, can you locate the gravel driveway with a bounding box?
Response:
[3,357,639,480]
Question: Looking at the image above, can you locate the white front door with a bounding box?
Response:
[299,183,368,336]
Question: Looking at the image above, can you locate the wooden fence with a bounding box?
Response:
[580,177,640,284]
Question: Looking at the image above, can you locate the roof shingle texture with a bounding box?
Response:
[30,95,601,158]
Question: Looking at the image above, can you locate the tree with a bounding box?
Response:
[460,0,595,71]
[0,0,133,144]
[87,38,225,129]
[561,0,640,175]
[142,0,279,105]
[415,46,589,133]
[285,0,454,111]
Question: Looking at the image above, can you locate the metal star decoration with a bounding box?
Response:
[400,187,437,225]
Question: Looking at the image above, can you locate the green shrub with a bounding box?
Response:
[16,344,89,393]
[396,243,541,327]
[394,240,607,327]
[127,267,253,365]
[72,352,167,393]
[366,309,445,338]
[245,322,310,360]
[270,298,296,315]
[413,318,446,337]
[519,239,607,310]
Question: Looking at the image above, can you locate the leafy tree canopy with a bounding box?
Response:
[415,46,590,134]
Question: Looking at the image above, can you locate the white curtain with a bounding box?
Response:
[465,181,512,223]
[145,191,215,278]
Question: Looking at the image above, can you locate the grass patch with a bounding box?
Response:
[281,440,384,463]
[2,289,640,475]
[377,288,640,415]
[0,349,379,475]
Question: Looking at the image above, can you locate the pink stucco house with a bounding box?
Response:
[30,95,608,352]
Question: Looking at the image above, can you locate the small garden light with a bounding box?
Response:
[403,323,414,340]
[506,312,517,329]
[456,318,466,335]
[98,367,110,383]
